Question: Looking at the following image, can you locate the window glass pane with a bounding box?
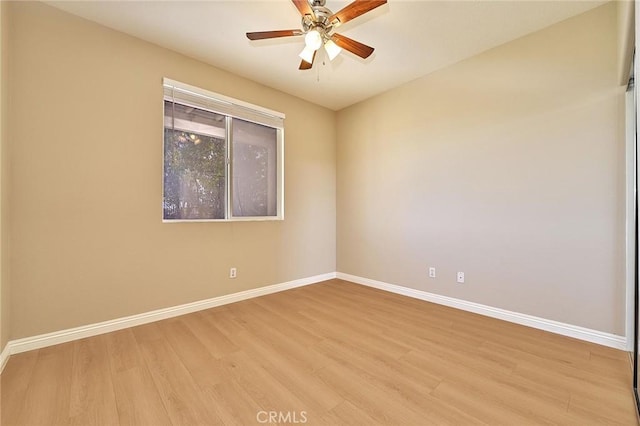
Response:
[232,119,277,217]
[164,101,226,220]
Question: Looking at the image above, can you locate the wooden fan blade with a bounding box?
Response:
[246,30,303,40]
[329,0,386,26]
[292,0,315,17]
[299,51,316,70]
[332,33,375,59]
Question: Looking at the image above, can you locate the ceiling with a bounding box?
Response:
[47,0,607,111]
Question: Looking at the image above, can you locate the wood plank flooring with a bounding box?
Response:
[2,279,638,425]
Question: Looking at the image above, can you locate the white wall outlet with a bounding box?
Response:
[429,267,436,278]
[457,272,465,283]
[229,267,237,279]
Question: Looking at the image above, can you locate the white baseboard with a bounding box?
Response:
[0,343,9,372]
[0,269,627,375]
[1,272,336,368]
[336,272,627,350]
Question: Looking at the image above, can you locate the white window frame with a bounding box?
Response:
[162,78,285,222]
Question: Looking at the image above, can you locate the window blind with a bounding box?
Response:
[163,78,285,129]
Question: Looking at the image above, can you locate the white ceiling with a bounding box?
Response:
[47,0,607,111]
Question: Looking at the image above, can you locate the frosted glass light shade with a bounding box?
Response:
[299,46,315,63]
[304,30,323,51]
[324,39,342,61]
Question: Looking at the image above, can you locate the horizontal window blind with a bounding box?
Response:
[163,78,285,129]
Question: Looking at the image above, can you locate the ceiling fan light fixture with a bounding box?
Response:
[299,45,315,63]
[304,29,323,51]
[324,39,342,61]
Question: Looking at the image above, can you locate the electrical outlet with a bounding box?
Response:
[429,267,436,278]
[456,272,465,283]
[229,267,237,279]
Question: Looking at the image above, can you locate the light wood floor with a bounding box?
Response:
[2,279,638,425]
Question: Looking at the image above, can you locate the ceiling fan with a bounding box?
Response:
[246,0,387,70]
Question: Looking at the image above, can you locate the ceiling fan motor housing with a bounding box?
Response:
[302,5,334,38]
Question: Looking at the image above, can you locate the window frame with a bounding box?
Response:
[162,78,285,223]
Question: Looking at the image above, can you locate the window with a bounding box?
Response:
[163,79,284,221]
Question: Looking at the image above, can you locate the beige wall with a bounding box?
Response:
[7,2,336,339]
[0,0,8,350]
[337,3,625,334]
[1,1,628,342]
[617,0,634,85]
